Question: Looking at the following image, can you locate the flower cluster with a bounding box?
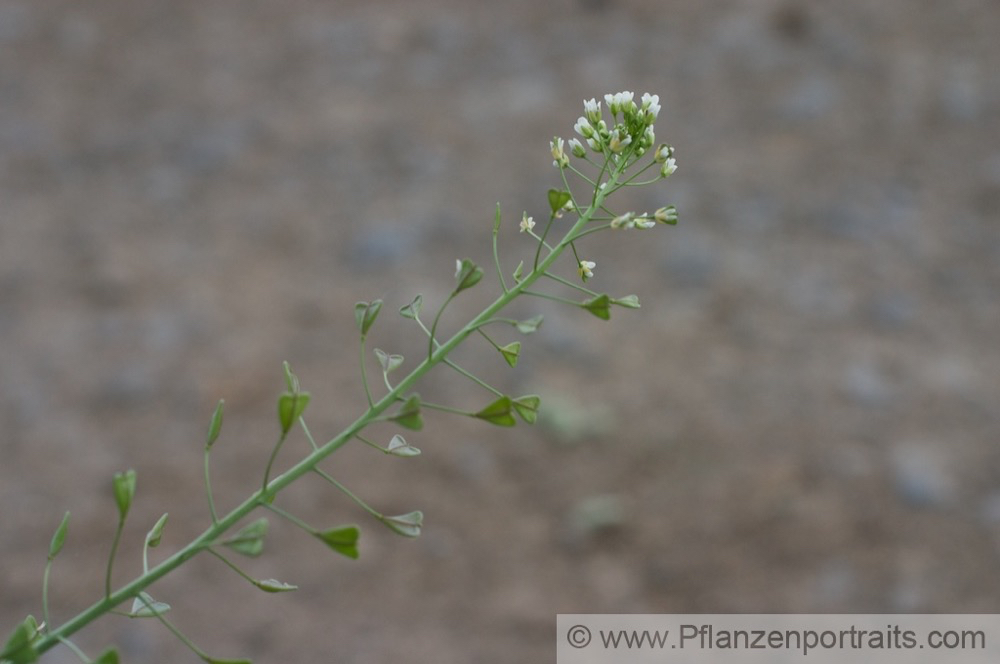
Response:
[554,91,669,164]
[610,206,678,230]
[540,92,680,284]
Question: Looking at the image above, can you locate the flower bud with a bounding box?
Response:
[654,206,678,225]
[641,92,661,121]
[583,98,602,124]
[551,137,568,167]
[660,157,677,178]
[607,128,632,154]
[610,212,634,229]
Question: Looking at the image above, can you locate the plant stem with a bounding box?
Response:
[41,560,53,632]
[359,335,374,408]
[203,447,218,525]
[32,165,621,657]
[103,518,125,600]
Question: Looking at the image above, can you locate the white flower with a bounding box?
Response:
[583,98,601,123]
[610,212,634,229]
[573,117,594,139]
[604,91,634,115]
[554,198,575,219]
[550,137,568,168]
[568,138,586,158]
[519,213,535,233]
[641,125,655,149]
[660,157,677,178]
[455,259,463,277]
[641,93,660,120]
[634,216,656,229]
[578,260,596,281]
[654,144,674,164]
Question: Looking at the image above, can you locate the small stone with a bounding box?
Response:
[843,361,892,407]
[891,444,955,509]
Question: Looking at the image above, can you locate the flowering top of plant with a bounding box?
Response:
[2,92,680,664]
[564,91,663,163]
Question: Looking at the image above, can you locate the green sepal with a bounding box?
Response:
[498,342,521,368]
[474,396,517,427]
[515,315,543,334]
[316,525,360,559]
[94,648,120,664]
[224,518,269,558]
[112,470,137,521]
[206,399,225,448]
[254,578,298,593]
[548,188,572,214]
[454,258,483,294]
[379,511,423,538]
[399,294,423,319]
[277,392,311,436]
[354,299,383,336]
[146,513,169,549]
[374,348,404,374]
[512,395,541,424]
[1,616,39,664]
[390,394,423,431]
[581,294,612,321]
[612,294,641,309]
[128,592,171,618]
[48,511,71,560]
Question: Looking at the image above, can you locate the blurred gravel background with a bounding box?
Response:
[2,1,999,662]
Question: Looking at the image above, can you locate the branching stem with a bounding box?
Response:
[30,124,632,660]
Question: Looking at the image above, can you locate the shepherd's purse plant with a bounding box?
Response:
[2,91,679,664]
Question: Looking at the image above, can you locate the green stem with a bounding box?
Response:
[492,203,508,294]
[566,221,615,242]
[206,547,257,586]
[103,518,125,600]
[428,292,457,360]
[443,357,504,397]
[203,446,218,525]
[55,637,90,663]
[312,470,381,519]
[359,335,374,408]
[521,290,586,307]
[420,401,477,417]
[42,560,53,631]
[542,270,600,297]
[354,433,386,453]
[260,501,316,536]
[135,594,218,664]
[32,161,622,657]
[261,429,290,493]
[300,417,320,452]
